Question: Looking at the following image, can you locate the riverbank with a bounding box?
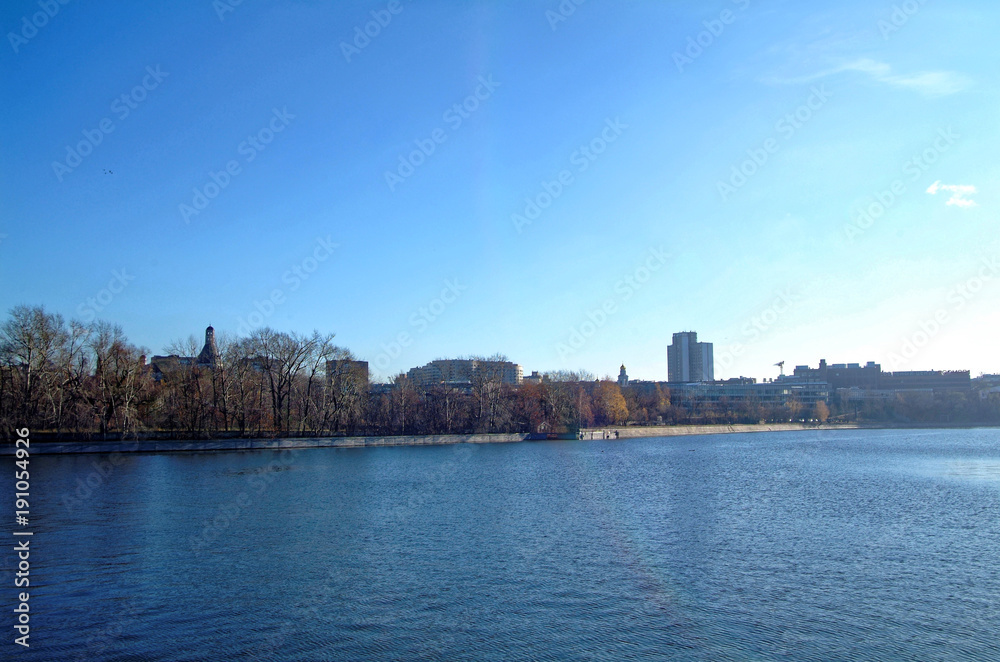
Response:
[1,432,532,456]
[1,422,868,455]
[578,422,858,440]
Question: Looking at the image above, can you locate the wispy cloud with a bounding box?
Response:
[926,181,978,208]
[872,67,973,96]
[764,56,972,97]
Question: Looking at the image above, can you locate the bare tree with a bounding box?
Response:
[49,320,93,435]
[468,354,515,432]
[207,330,239,433]
[225,336,266,436]
[321,347,369,434]
[87,321,151,437]
[543,369,596,383]
[0,305,69,429]
[388,373,420,434]
[244,328,328,434]
[294,332,340,435]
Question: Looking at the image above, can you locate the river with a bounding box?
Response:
[3,427,999,660]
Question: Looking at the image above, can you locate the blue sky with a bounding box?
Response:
[1,0,997,382]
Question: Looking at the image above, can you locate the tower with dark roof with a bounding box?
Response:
[196,325,219,367]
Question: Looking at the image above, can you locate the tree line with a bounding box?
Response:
[0,305,651,438]
[2,305,997,440]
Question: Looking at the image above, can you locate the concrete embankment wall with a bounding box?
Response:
[2,433,533,456]
[4,423,863,456]
[578,422,858,440]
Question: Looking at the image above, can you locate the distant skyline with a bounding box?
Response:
[2,1,998,381]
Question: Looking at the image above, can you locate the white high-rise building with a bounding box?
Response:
[667,331,714,382]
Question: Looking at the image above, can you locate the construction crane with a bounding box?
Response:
[774,361,785,377]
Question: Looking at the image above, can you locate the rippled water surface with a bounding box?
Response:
[4,428,1000,661]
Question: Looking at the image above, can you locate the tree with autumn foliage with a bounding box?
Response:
[592,381,628,426]
[812,400,830,423]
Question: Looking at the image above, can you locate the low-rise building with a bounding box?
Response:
[793,360,881,390]
[666,376,830,408]
[793,359,970,392]
[881,370,971,391]
[406,359,522,388]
